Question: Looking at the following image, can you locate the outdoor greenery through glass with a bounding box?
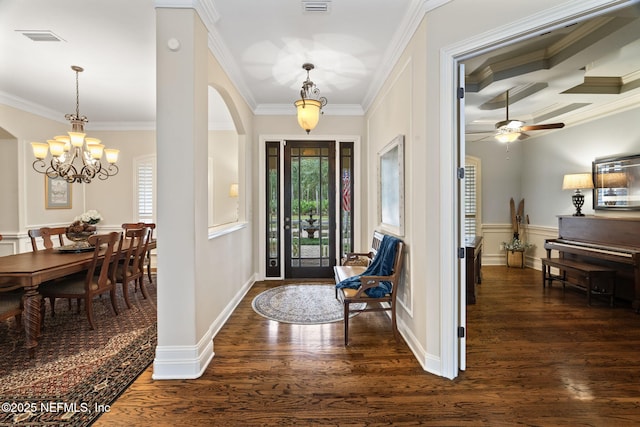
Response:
[290,147,330,267]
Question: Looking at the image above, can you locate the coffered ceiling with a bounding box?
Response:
[0,0,639,135]
[464,4,640,142]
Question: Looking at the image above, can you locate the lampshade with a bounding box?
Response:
[562,173,594,190]
[47,139,66,157]
[104,149,120,164]
[31,142,49,160]
[295,99,322,133]
[293,63,327,134]
[229,183,239,197]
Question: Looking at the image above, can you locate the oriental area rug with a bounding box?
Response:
[252,284,365,324]
[0,277,157,427]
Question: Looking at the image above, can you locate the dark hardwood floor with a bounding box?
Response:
[96,266,640,426]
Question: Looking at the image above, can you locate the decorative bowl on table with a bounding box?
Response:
[66,221,97,249]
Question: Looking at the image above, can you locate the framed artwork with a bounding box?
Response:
[593,153,640,210]
[378,134,404,236]
[45,176,72,209]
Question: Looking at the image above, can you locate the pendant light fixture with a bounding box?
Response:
[294,63,327,134]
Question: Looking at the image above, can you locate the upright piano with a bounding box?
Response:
[544,216,640,310]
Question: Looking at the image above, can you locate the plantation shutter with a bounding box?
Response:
[135,156,156,223]
[464,163,477,238]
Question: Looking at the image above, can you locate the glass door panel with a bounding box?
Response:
[284,141,335,278]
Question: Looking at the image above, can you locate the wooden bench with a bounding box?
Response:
[334,231,404,345]
[541,257,616,306]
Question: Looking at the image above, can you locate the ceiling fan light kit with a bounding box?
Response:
[495,129,521,144]
[490,90,565,143]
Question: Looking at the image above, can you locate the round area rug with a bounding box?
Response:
[252,284,366,324]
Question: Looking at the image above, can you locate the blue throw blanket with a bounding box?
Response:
[336,235,400,298]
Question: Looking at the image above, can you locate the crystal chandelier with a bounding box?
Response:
[293,63,328,134]
[31,65,119,183]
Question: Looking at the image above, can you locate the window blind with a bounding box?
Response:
[135,156,156,223]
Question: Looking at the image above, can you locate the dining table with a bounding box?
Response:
[0,238,157,356]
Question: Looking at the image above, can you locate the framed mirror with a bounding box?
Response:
[378,135,404,236]
[593,153,640,210]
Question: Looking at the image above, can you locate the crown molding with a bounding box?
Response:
[565,91,640,127]
[155,0,257,111]
[90,121,157,131]
[254,103,364,116]
[0,91,65,124]
[361,0,452,113]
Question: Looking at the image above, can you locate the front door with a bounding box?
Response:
[284,141,336,278]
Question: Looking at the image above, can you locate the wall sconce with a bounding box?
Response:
[229,183,239,198]
[562,173,594,216]
[229,183,239,221]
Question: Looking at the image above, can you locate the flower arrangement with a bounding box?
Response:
[74,209,103,225]
[502,237,534,252]
[503,197,534,252]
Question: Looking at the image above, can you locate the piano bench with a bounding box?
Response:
[541,257,617,307]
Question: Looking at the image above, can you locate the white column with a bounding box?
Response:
[154,7,212,379]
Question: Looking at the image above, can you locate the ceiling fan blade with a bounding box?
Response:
[520,123,565,131]
[465,131,494,136]
[466,133,495,142]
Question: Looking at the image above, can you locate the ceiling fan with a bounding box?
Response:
[473,90,565,143]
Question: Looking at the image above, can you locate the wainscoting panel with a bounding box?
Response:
[479,223,557,270]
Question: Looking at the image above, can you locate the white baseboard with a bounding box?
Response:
[152,273,257,380]
[396,316,444,377]
[152,334,215,380]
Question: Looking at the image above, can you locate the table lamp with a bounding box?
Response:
[562,173,594,216]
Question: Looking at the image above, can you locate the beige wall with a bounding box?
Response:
[208,129,239,226]
[0,136,19,234]
[366,17,430,363]
[0,105,155,252]
[0,105,80,234]
[83,130,156,227]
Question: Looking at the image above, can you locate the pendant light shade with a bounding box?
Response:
[294,63,327,134]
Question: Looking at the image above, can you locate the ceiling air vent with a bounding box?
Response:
[17,30,65,42]
[302,0,331,13]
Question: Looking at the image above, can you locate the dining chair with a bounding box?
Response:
[0,281,23,331]
[0,234,24,330]
[113,227,150,309]
[122,222,156,284]
[29,226,79,310]
[39,232,121,330]
[28,227,67,251]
